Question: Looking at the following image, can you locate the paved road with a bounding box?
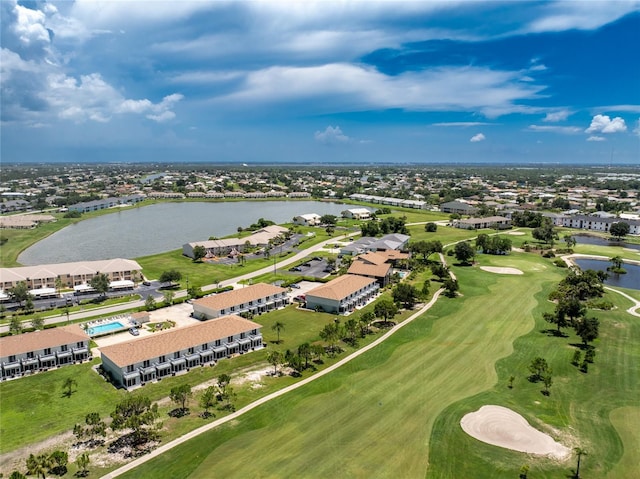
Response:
[0,232,359,334]
[102,288,444,479]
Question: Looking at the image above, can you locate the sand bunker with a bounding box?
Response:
[480,266,523,275]
[461,405,570,459]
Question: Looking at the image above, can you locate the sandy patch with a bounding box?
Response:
[508,231,526,235]
[461,405,570,459]
[480,266,524,275]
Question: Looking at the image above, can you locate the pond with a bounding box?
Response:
[19,201,351,264]
[572,258,640,290]
[573,235,640,252]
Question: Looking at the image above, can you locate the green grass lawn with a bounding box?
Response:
[407,223,480,245]
[115,252,638,479]
[113,254,562,478]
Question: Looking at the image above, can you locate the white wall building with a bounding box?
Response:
[100,315,262,390]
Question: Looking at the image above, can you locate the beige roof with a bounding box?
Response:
[355,252,388,265]
[347,261,391,278]
[375,250,410,261]
[0,324,88,358]
[306,275,377,301]
[0,258,142,283]
[193,283,286,311]
[99,315,262,367]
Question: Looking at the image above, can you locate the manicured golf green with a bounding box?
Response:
[121,253,585,478]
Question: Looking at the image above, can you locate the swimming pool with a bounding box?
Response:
[87,321,126,337]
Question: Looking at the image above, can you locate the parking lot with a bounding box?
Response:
[285,256,332,278]
[286,280,324,303]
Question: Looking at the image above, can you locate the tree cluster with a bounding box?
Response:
[475,234,512,255]
[511,211,544,228]
[454,241,475,264]
[73,412,107,447]
[408,240,443,262]
[360,217,408,237]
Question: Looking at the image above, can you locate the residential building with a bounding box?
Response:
[560,215,640,235]
[293,213,321,226]
[453,216,511,230]
[0,325,90,380]
[347,252,393,286]
[99,314,263,390]
[440,201,478,215]
[365,233,410,252]
[305,274,379,314]
[0,258,142,291]
[340,233,409,256]
[341,208,372,220]
[192,283,289,319]
[68,195,144,213]
[0,214,56,229]
[182,226,289,259]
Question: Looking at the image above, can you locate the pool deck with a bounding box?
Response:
[92,303,199,351]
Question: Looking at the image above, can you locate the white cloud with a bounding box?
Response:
[526,2,639,33]
[585,114,627,134]
[315,126,350,144]
[543,110,571,122]
[587,135,606,142]
[44,73,183,123]
[432,122,495,127]
[527,125,581,134]
[12,4,50,47]
[633,119,640,137]
[216,64,544,117]
[470,133,486,142]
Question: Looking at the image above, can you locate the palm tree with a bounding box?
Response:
[574,447,587,478]
[26,453,52,479]
[62,377,77,398]
[271,321,285,343]
[609,255,624,272]
[76,452,90,477]
[267,350,282,375]
[55,276,64,295]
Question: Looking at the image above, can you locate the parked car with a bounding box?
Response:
[302,262,311,267]
[291,283,300,289]
[142,281,151,286]
[129,327,139,336]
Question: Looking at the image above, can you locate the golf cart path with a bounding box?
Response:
[101,288,443,478]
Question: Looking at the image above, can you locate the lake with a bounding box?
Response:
[573,258,640,290]
[19,201,352,264]
[573,235,640,252]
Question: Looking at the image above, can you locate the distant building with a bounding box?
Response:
[0,258,142,291]
[340,233,410,256]
[293,213,321,226]
[99,315,262,390]
[341,208,372,220]
[1,325,90,380]
[305,275,379,314]
[453,216,511,230]
[68,195,144,213]
[440,201,478,215]
[182,226,289,259]
[559,215,640,235]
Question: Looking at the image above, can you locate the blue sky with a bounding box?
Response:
[2,0,639,165]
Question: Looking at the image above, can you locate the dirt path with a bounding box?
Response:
[102,289,444,478]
